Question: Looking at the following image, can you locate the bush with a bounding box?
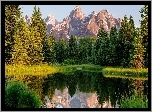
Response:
[5,80,42,108]
[120,95,148,108]
[61,59,75,65]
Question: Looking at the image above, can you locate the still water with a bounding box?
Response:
[6,70,148,108]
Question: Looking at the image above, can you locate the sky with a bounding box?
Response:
[20,5,144,27]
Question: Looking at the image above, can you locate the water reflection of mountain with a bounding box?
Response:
[6,70,148,108]
[51,88,100,108]
[41,71,148,108]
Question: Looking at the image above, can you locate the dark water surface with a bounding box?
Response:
[6,70,148,108]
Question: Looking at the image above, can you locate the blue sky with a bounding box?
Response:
[20,5,144,27]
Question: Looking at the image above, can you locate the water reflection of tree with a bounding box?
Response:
[37,71,148,107]
[6,71,148,107]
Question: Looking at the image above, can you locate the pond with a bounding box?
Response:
[6,70,148,108]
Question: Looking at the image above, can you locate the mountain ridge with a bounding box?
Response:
[24,5,122,40]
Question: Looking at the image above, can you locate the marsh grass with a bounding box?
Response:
[102,67,148,80]
[5,64,58,76]
[57,64,103,73]
[120,95,148,108]
[5,64,148,80]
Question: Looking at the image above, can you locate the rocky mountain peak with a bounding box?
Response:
[70,5,85,20]
[91,11,98,16]
[45,14,58,25]
[24,5,122,40]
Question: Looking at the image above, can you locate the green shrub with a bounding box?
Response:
[120,95,148,108]
[61,59,75,65]
[5,80,42,108]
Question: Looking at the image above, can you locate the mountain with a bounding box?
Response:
[24,5,122,40]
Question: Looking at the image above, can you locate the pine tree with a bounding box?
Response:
[5,5,21,64]
[11,16,31,65]
[130,28,145,68]
[77,37,88,64]
[140,5,148,67]
[96,27,109,66]
[117,27,125,66]
[119,15,136,67]
[55,39,66,63]
[109,26,118,66]
[68,35,78,61]
[90,42,96,64]
[128,15,137,67]
[43,33,56,64]
[28,6,45,65]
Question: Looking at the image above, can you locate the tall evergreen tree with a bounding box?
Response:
[130,28,145,68]
[96,27,109,66]
[109,26,118,66]
[117,27,125,66]
[28,6,45,65]
[5,5,21,64]
[11,16,31,65]
[68,35,78,61]
[120,15,130,67]
[55,39,66,63]
[119,15,136,67]
[128,15,137,67]
[140,5,148,67]
[90,42,96,64]
[77,37,89,64]
[43,33,56,64]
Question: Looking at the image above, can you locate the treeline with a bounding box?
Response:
[5,5,148,68]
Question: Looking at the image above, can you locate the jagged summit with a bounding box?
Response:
[45,14,58,25]
[24,6,121,40]
[74,5,81,10]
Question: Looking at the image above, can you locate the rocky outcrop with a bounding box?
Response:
[45,14,58,35]
[49,6,121,40]
[24,5,122,40]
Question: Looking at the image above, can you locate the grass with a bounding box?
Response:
[120,95,148,108]
[102,67,148,80]
[5,64,57,76]
[57,64,103,73]
[5,64,148,80]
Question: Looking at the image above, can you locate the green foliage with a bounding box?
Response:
[96,27,109,66]
[55,39,66,63]
[108,27,118,66]
[11,15,31,65]
[61,59,75,65]
[77,37,93,64]
[5,81,42,108]
[5,5,21,64]
[130,28,146,68]
[67,35,78,60]
[118,15,136,67]
[43,33,56,64]
[28,6,44,65]
[120,95,148,108]
[140,5,148,67]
